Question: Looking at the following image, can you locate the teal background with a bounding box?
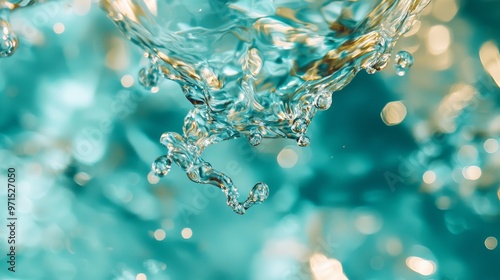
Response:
[1,1,500,279]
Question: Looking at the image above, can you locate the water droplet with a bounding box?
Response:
[297,135,310,147]
[394,50,414,76]
[249,132,262,146]
[292,118,308,133]
[314,92,332,110]
[0,19,18,58]
[248,182,269,203]
[152,155,172,177]
[139,63,162,89]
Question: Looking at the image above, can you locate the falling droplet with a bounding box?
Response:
[394,50,414,76]
[292,118,308,133]
[248,182,269,203]
[249,132,262,146]
[152,155,172,177]
[314,92,332,110]
[139,62,162,89]
[0,18,18,58]
[297,135,310,147]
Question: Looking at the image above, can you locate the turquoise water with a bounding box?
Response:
[1,0,500,279]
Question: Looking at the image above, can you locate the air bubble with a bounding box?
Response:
[152,155,172,177]
[249,132,262,146]
[394,50,414,76]
[0,19,18,57]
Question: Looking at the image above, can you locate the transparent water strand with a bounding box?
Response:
[158,131,269,214]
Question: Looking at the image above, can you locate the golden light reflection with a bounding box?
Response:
[479,41,500,88]
[423,170,436,184]
[484,138,499,154]
[154,229,166,241]
[405,256,436,276]
[143,0,157,16]
[53,23,65,34]
[147,171,160,184]
[432,0,458,22]
[381,101,407,126]
[73,0,91,16]
[121,74,134,88]
[181,228,193,239]
[462,166,482,181]
[309,254,348,280]
[277,148,299,168]
[484,237,498,250]
[136,273,147,280]
[427,25,451,55]
[151,86,160,93]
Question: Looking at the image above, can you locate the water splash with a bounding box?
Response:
[1,0,430,214]
[394,50,414,76]
[101,0,430,214]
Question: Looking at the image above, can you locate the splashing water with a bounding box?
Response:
[394,50,414,76]
[2,0,430,214]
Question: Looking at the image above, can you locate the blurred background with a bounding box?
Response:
[1,0,500,279]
